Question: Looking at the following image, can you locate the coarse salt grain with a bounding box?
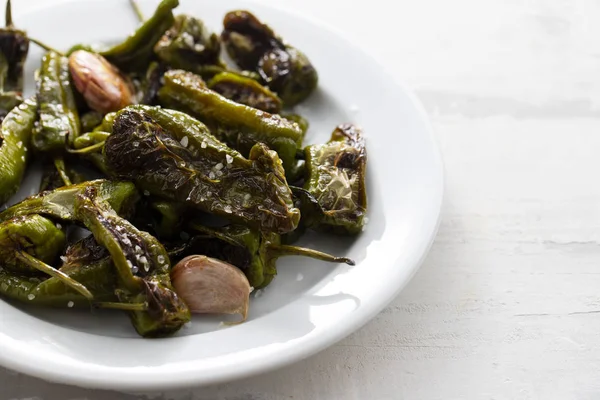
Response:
[56,223,62,230]
[158,255,165,264]
[180,136,189,147]
[16,141,22,148]
[209,171,216,180]
[60,256,68,263]
[201,141,207,148]
[224,205,232,213]
[214,163,223,170]
[27,294,35,300]
[67,301,74,308]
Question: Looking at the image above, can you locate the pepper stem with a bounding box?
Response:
[94,301,148,311]
[53,157,72,186]
[129,0,145,22]
[67,141,105,154]
[5,0,12,28]
[15,251,94,300]
[267,244,355,266]
[27,37,65,57]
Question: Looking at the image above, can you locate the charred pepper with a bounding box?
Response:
[302,123,367,234]
[0,179,139,223]
[103,106,300,234]
[0,235,117,308]
[101,0,179,72]
[222,10,318,106]
[0,96,37,205]
[158,69,303,179]
[183,222,354,289]
[32,51,81,153]
[154,14,221,72]
[74,184,190,337]
[0,0,28,95]
[207,71,282,114]
[0,214,93,299]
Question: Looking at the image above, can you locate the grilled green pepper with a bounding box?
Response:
[32,51,81,153]
[0,213,94,299]
[140,61,167,105]
[0,179,139,222]
[101,0,179,72]
[0,0,28,95]
[303,123,367,234]
[208,71,282,114]
[0,235,117,308]
[0,96,37,205]
[80,111,104,132]
[74,184,190,337]
[39,159,86,192]
[183,223,354,289]
[133,198,187,240]
[158,69,303,179]
[0,214,65,272]
[154,14,221,72]
[103,106,300,234]
[222,10,318,106]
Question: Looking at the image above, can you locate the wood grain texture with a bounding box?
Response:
[4,0,600,399]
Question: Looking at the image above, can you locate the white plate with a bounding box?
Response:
[0,0,443,391]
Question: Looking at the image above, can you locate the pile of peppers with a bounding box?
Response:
[0,0,368,338]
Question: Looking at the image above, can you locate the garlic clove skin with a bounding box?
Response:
[171,255,251,322]
[69,50,135,114]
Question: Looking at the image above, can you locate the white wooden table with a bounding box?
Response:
[4,0,600,398]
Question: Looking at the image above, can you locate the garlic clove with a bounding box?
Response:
[68,50,135,114]
[171,255,251,323]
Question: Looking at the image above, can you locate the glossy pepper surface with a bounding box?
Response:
[183,222,354,289]
[0,235,117,307]
[0,0,28,95]
[0,214,65,273]
[303,123,367,234]
[158,69,303,179]
[32,51,81,153]
[0,179,139,223]
[222,10,318,106]
[154,14,221,72]
[101,0,179,72]
[103,106,300,234]
[207,71,282,114]
[0,96,37,205]
[74,184,190,337]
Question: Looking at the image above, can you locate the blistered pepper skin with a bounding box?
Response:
[222,10,318,106]
[101,0,179,72]
[158,69,302,179]
[103,107,301,234]
[303,124,367,234]
[0,96,37,205]
[32,51,81,153]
